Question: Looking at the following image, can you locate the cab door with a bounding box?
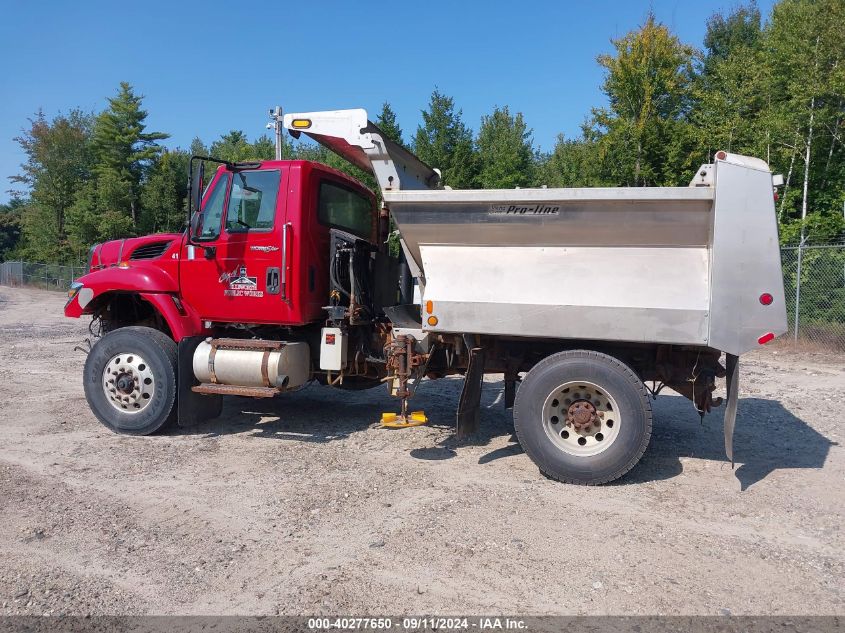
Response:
[180,167,292,324]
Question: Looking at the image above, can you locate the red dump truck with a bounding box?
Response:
[64,108,787,484]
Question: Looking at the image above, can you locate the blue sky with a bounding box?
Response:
[0,0,775,204]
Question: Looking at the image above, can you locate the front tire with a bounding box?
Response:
[514,350,652,485]
[83,326,177,435]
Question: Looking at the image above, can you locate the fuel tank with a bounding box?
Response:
[193,339,310,390]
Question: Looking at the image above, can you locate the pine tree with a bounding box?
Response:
[375,102,404,146]
[190,137,209,157]
[92,82,168,227]
[251,134,276,160]
[476,106,535,188]
[413,89,477,188]
[210,131,250,162]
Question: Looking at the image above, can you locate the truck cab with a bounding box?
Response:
[181,159,379,328]
[66,159,384,338]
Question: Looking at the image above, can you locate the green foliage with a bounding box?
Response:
[375,102,404,146]
[209,130,280,162]
[779,213,845,245]
[591,14,697,186]
[413,89,478,188]
[784,247,845,326]
[765,0,845,236]
[139,149,190,234]
[92,82,168,226]
[475,106,535,188]
[291,141,377,191]
[0,198,24,260]
[702,2,762,70]
[538,129,605,187]
[11,109,93,262]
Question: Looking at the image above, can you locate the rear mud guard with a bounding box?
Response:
[456,345,486,439]
[177,336,223,428]
[724,353,739,467]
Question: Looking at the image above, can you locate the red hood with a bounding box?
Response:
[89,233,183,271]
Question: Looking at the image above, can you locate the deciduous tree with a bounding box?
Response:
[592,15,696,186]
[11,110,93,261]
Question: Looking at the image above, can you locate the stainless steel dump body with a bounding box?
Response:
[284,109,788,356]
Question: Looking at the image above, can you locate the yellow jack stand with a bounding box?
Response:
[380,411,428,428]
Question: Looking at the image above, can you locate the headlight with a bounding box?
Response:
[67,281,84,305]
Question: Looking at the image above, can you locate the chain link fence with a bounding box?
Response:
[781,243,845,350]
[2,246,845,349]
[0,261,86,291]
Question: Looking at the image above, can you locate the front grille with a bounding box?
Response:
[129,241,172,260]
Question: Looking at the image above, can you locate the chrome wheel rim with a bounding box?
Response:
[102,353,155,414]
[542,381,620,457]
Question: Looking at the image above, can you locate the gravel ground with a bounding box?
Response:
[0,286,842,616]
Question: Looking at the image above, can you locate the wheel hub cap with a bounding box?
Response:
[116,374,134,394]
[102,353,155,414]
[568,400,597,430]
[542,382,621,457]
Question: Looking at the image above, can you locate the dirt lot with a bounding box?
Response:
[0,286,843,616]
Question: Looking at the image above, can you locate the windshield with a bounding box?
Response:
[225,170,280,232]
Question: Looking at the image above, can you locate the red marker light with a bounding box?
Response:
[759,293,773,305]
[758,332,775,345]
[715,150,727,161]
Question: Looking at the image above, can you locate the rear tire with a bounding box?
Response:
[513,350,652,485]
[83,326,177,435]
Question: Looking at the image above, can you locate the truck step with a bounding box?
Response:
[208,338,286,351]
[191,383,278,398]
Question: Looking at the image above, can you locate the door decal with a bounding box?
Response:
[221,265,263,298]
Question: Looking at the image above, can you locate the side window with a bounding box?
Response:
[225,170,280,232]
[318,181,373,239]
[196,173,230,240]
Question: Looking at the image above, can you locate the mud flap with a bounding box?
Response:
[723,353,739,468]
[177,336,222,428]
[456,347,486,439]
[503,356,522,410]
[504,378,517,410]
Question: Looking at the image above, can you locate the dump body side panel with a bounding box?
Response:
[421,245,710,344]
[389,188,714,345]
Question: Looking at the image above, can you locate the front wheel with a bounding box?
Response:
[513,350,652,485]
[83,326,178,435]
